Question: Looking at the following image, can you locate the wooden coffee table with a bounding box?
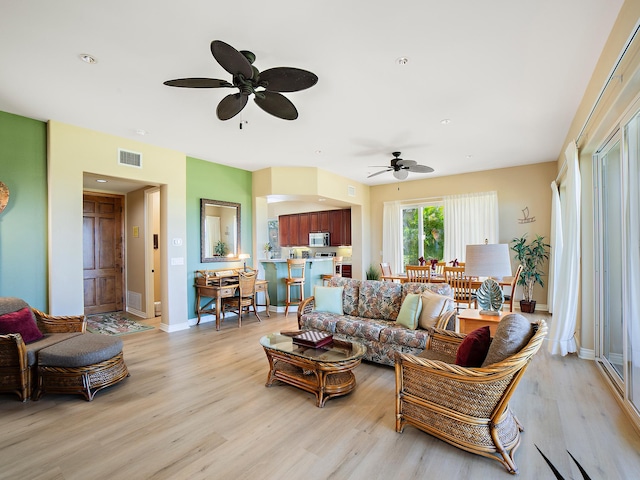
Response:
[457,308,507,335]
[260,333,366,407]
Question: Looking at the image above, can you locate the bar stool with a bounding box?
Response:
[321,256,343,285]
[284,259,306,316]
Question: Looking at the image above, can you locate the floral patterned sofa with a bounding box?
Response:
[297,277,455,366]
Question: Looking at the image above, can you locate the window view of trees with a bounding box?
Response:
[402,205,444,269]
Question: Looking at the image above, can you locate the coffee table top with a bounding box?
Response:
[260,333,366,363]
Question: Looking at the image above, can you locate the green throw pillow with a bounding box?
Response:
[396,293,423,330]
[314,286,344,314]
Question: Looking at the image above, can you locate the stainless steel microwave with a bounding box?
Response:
[309,232,330,247]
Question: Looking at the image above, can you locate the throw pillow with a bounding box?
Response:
[396,293,423,330]
[314,286,344,314]
[418,290,455,329]
[455,326,491,367]
[481,313,532,367]
[0,306,43,343]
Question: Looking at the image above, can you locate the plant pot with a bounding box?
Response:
[520,300,537,313]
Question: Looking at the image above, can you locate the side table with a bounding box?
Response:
[457,309,507,335]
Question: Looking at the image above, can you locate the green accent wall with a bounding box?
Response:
[0,111,48,309]
[186,157,253,320]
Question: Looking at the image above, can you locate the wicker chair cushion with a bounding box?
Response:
[0,306,43,343]
[38,333,123,368]
[396,294,423,330]
[418,291,455,329]
[455,326,491,367]
[25,333,84,366]
[417,347,454,363]
[314,286,343,314]
[481,313,533,367]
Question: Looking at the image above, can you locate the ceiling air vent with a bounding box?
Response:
[348,185,356,197]
[118,148,142,168]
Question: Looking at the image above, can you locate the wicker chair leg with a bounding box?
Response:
[490,422,520,475]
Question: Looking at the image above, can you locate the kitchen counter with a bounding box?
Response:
[260,258,334,313]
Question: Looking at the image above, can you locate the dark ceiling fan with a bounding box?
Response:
[368,152,434,180]
[164,40,318,121]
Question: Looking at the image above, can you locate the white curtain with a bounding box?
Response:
[382,201,402,274]
[548,142,581,355]
[443,191,499,262]
[548,181,563,314]
[205,216,221,257]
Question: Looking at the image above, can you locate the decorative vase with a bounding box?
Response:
[520,300,537,313]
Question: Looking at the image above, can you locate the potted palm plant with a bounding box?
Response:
[510,234,550,313]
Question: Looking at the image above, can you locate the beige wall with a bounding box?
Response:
[48,121,188,330]
[370,162,557,306]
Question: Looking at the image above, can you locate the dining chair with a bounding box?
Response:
[284,259,306,316]
[405,265,431,283]
[434,261,446,275]
[321,256,343,285]
[502,264,523,312]
[222,270,261,327]
[380,262,393,280]
[444,266,476,310]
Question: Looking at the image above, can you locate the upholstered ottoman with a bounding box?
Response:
[34,333,129,401]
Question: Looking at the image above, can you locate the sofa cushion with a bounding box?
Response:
[314,286,343,314]
[456,326,491,367]
[335,317,388,342]
[402,282,454,299]
[328,277,360,316]
[0,306,43,343]
[358,281,402,321]
[380,323,429,349]
[299,312,342,333]
[25,332,84,366]
[418,291,455,329]
[481,313,533,367]
[396,293,422,330]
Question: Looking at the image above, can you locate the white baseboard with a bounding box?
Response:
[160,321,190,333]
[126,306,147,319]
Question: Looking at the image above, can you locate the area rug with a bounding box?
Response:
[86,311,154,336]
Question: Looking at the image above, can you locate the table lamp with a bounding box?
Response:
[238,253,250,272]
[465,242,512,316]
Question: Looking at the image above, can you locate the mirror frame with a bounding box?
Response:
[200,198,241,263]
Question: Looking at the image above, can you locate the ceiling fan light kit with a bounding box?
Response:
[164,40,318,121]
[368,151,434,180]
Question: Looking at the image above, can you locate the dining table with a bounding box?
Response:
[381,273,446,283]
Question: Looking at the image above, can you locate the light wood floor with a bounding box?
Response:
[2,310,640,480]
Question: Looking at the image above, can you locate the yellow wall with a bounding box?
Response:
[369,162,557,306]
[48,121,188,330]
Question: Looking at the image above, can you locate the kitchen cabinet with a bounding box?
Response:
[278,208,351,247]
[298,213,310,246]
[279,215,291,246]
[342,265,352,278]
[329,209,351,246]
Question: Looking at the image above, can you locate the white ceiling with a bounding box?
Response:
[0,1,624,187]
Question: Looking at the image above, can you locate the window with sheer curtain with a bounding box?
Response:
[382,191,498,273]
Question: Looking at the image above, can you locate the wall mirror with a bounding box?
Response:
[201,198,241,262]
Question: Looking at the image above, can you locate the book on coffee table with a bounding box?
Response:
[292,330,333,348]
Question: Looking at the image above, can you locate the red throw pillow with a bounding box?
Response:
[455,326,491,367]
[0,307,44,343]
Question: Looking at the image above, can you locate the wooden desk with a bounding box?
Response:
[457,308,507,335]
[195,269,270,330]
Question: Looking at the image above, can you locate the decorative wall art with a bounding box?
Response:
[518,206,536,224]
[0,181,9,215]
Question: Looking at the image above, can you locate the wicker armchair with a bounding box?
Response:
[395,319,547,474]
[0,298,85,401]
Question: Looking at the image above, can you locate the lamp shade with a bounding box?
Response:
[238,254,250,260]
[464,244,512,278]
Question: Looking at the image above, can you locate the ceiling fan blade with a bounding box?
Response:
[254,91,298,120]
[163,78,233,88]
[211,40,253,79]
[216,93,248,120]
[259,67,319,92]
[367,169,391,178]
[408,165,435,173]
[396,159,417,167]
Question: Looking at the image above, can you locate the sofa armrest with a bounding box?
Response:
[32,308,86,334]
[297,297,316,328]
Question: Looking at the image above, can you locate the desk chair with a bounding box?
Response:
[285,259,306,316]
[222,270,261,327]
[321,256,343,286]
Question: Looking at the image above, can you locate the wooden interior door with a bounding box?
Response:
[83,194,124,314]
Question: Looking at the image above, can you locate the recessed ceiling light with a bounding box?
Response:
[440,118,452,125]
[79,53,97,64]
[396,57,409,65]
[466,154,473,159]
[315,150,322,154]
[96,179,108,183]
[136,129,148,136]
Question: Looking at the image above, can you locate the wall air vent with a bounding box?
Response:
[118,149,142,168]
[347,185,356,197]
